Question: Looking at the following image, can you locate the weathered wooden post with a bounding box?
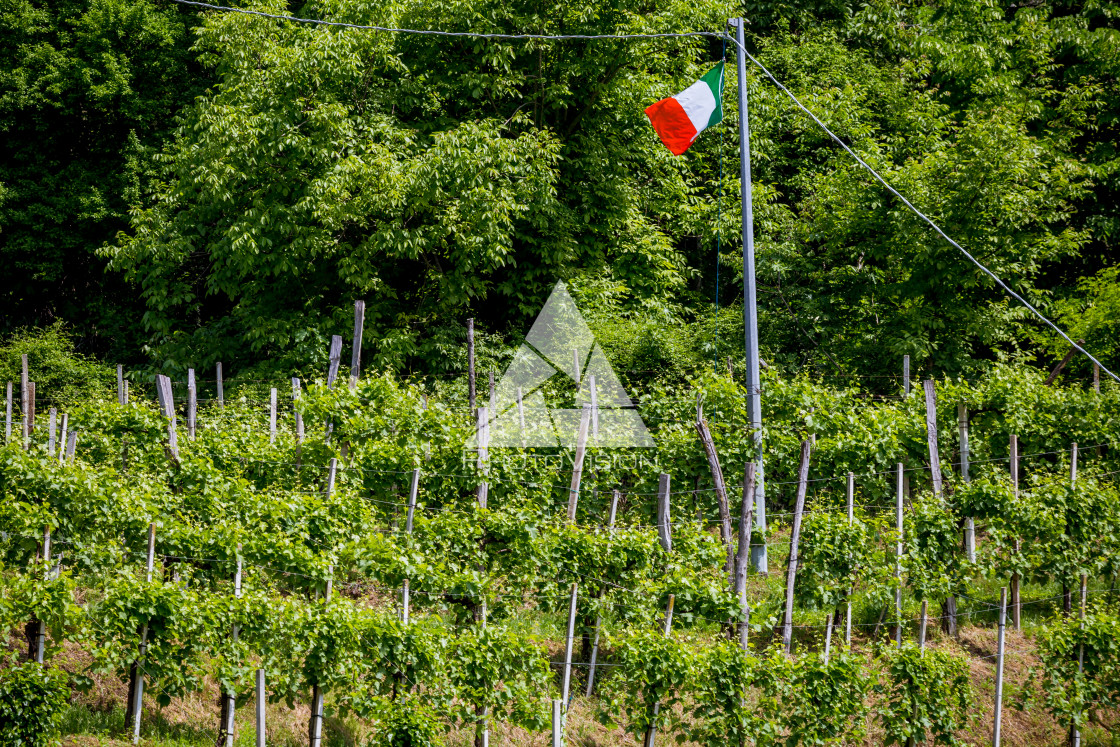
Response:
[216,362,225,408]
[350,300,365,391]
[696,409,734,575]
[845,471,854,645]
[402,468,419,624]
[895,463,904,647]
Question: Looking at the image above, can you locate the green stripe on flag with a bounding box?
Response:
[701,62,724,130]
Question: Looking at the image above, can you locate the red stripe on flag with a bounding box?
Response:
[644,97,699,156]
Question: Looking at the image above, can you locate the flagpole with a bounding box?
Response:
[731,17,767,574]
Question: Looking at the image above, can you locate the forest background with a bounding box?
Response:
[1,0,1118,384]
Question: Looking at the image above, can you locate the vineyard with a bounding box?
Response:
[3,351,1120,747]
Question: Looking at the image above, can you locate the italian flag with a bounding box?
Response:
[645,63,725,155]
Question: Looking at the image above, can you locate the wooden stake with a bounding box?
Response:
[216,362,224,408]
[903,355,910,396]
[993,588,1006,747]
[1044,339,1083,386]
[735,464,756,650]
[923,380,942,496]
[696,413,734,576]
[846,472,854,645]
[155,375,178,460]
[586,490,620,696]
[572,348,581,387]
[1010,434,1021,630]
[467,319,476,411]
[1093,363,1100,395]
[58,414,67,464]
[656,473,672,552]
[269,388,277,445]
[34,526,51,663]
[567,405,591,522]
[959,404,975,562]
[187,369,197,441]
[326,335,343,389]
[561,582,578,711]
[65,429,77,463]
[4,382,11,444]
[350,300,365,391]
[782,440,812,655]
[895,463,904,647]
[117,365,125,406]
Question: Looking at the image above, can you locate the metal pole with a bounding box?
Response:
[731,17,766,575]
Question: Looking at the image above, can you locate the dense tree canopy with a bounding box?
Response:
[1,0,1117,380]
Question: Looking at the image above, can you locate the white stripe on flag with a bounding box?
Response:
[675,80,716,135]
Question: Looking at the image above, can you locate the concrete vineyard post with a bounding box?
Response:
[924,380,943,496]
[4,382,10,444]
[568,405,591,522]
[959,403,975,562]
[903,355,910,396]
[476,407,489,508]
[270,388,277,445]
[561,583,578,716]
[552,699,564,747]
[994,587,1007,747]
[735,464,756,650]
[589,374,598,437]
[656,473,672,552]
[467,319,476,411]
[187,369,197,440]
[643,595,675,747]
[256,670,266,747]
[59,414,67,464]
[586,490,620,696]
[402,468,419,624]
[782,440,812,655]
[216,362,224,408]
[48,408,56,457]
[1010,434,1021,630]
[919,600,928,653]
[117,365,125,405]
[21,354,28,449]
[895,463,904,647]
[845,471,854,645]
